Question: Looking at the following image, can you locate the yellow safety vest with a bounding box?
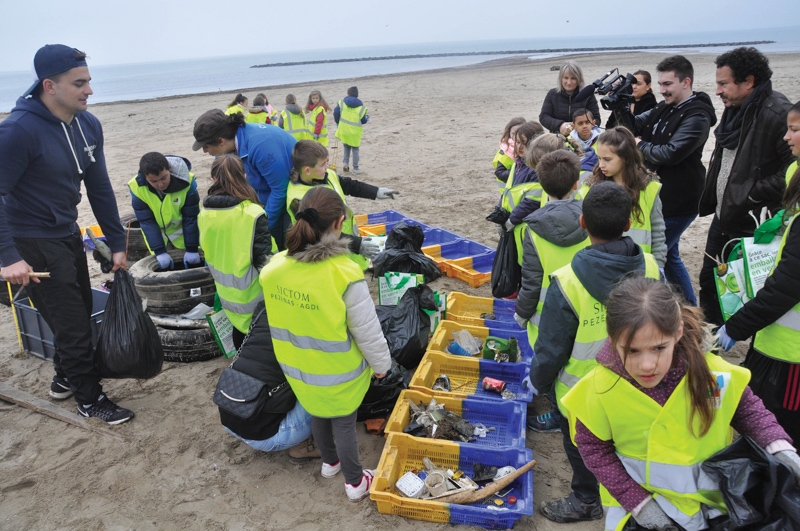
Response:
[753,212,800,362]
[285,171,368,270]
[127,173,194,252]
[552,253,660,414]
[525,226,590,347]
[225,104,246,116]
[260,251,372,417]
[493,149,514,190]
[308,106,329,146]
[335,100,367,147]
[577,181,661,253]
[501,163,544,264]
[280,110,312,141]
[787,161,798,188]
[245,110,269,124]
[562,352,749,531]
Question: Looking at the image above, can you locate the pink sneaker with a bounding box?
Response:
[345,469,375,502]
[321,461,341,478]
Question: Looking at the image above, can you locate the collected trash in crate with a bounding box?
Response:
[405,397,495,443]
[482,377,517,400]
[432,374,451,392]
[447,329,482,356]
[483,337,519,362]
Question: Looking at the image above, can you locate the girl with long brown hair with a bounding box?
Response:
[562,276,797,530]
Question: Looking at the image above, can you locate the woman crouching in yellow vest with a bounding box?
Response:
[260,186,392,502]
[561,277,799,531]
[286,140,398,270]
[198,155,272,348]
[582,127,666,269]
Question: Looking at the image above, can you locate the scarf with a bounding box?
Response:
[714,80,771,150]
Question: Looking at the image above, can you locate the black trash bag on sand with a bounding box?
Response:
[357,360,409,422]
[95,269,164,379]
[372,222,441,281]
[491,230,520,298]
[701,436,800,530]
[376,285,437,370]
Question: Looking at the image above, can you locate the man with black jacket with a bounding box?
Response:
[698,47,794,326]
[614,55,717,305]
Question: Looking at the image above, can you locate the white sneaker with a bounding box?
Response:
[345,469,375,502]
[321,461,341,478]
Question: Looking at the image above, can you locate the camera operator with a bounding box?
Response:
[612,55,717,305]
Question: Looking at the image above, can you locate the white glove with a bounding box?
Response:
[632,498,673,530]
[156,253,174,271]
[513,312,528,329]
[504,219,515,232]
[359,238,381,259]
[774,450,800,483]
[183,251,201,268]
[377,187,398,200]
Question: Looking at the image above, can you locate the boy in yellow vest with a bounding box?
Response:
[513,150,589,433]
[533,181,660,523]
[334,86,369,174]
[128,152,201,270]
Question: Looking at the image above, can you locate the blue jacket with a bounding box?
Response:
[581,147,598,173]
[0,96,126,266]
[130,155,200,254]
[333,96,370,124]
[235,123,297,234]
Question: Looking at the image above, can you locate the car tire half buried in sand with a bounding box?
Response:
[128,249,216,315]
[156,325,221,363]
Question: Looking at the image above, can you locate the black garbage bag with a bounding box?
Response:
[491,230,520,298]
[702,436,800,530]
[372,222,442,280]
[485,205,510,225]
[375,285,437,370]
[357,360,410,421]
[95,269,164,379]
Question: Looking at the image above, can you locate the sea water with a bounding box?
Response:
[1,25,798,113]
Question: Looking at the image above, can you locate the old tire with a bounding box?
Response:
[157,325,221,363]
[129,250,216,315]
[120,214,150,262]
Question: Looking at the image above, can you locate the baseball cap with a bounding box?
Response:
[192,109,228,151]
[23,44,87,98]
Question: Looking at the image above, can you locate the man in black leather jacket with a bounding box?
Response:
[698,47,794,326]
[614,55,717,306]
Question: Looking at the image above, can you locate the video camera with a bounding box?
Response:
[585,68,637,111]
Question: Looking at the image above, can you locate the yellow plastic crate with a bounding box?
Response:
[445,292,517,328]
[428,320,532,364]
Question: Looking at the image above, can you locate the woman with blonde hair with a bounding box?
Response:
[539,61,600,136]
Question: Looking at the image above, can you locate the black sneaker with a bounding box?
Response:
[77,395,134,425]
[540,493,603,523]
[527,412,561,433]
[49,376,73,400]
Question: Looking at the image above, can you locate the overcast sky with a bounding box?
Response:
[1,0,798,72]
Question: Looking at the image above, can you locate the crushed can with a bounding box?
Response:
[482,377,506,394]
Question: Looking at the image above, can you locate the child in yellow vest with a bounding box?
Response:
[225,93,248,116]
[333,86,369,174]
[245,94,275,125]
[287,140,398,265]
[260,187,392,502]
[493,116,526,190]
[562,277,799,530]
[586,127,667,269]
[278,94,311,141]
[305,90,331,146]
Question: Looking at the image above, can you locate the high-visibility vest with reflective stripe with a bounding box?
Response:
[525,226,590,347]
[552,253,660,414]
[245,111,269,124]
[335,101,367,147]
[578,181,661,253]
[198,200,265,333]
[308,106,329,146]
[493,149,514,190]
[127,173,194,252]
[260,251,372,417]
[787,161,798,188]
[225,104,246,116]
[285,171,368,270]
[281,110,312,141]
[562,352,749,531]
[753,212,800,362]
[502,163,544,263]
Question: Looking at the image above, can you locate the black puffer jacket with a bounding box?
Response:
[619,92,717,217]
[699,83,794,235]
[202,194,272,270]
[219,303,298,440]
[539,88,601,133]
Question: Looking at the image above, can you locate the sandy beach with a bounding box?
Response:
[1,50,799,530]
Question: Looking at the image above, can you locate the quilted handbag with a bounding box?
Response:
[213,367,272,420]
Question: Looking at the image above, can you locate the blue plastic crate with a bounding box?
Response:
[422,228,463,246]
[354,209,407,226]
[439,240,495,260]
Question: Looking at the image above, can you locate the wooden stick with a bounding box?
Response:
[0,381,126,442]
[434,459,537,504]
[28,272,50,278]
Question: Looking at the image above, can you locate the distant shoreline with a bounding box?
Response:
[250,40,774,68]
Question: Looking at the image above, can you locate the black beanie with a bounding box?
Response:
[347,86,358,97]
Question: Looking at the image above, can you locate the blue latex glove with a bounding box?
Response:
[183,251,201,268]
[156,253,174,271]
[716,325,736,352]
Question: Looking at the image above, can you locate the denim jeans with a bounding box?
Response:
[342,144,360,169]
[663,214,698,305]
[226,401,312,452]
